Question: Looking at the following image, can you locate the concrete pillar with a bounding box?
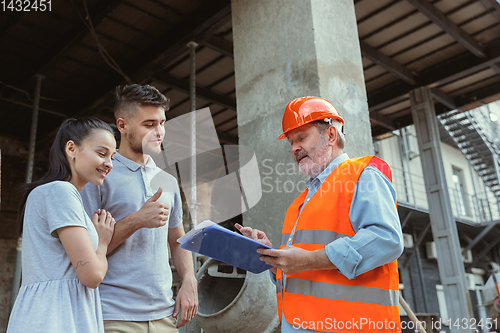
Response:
[409,87,473,332]
[232,0,372,246]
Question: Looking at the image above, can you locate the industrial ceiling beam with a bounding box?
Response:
[197,36,399,130]
[455,81,500,109]
[71,0,231,118]
[200,35,234,58]
[406,0,486,58]
[462,223,498,254]
[430,88,456,110]
[461,234,492,262]
[369,111,397,130]
[217,131,238,145]
[18,0,124,88]
[479,0,500,20]
[372,81,500,136]
[403,221,431,267]
[471,234,500,266]
[400,210,413,230]
[151,72,236,111]
[368,38,500,113]
[491,62,500,76]
[484,0,500,11]
[360,41,417,85]
[0,96,66,117]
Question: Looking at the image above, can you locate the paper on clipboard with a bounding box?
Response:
[177,220,218,244]
[178,220,273,274]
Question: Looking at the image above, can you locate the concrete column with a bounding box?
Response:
[409,87,473,332]
[232,0,372,245]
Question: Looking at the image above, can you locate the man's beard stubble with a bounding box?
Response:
[128,131,144,154]
[297,135,332,179]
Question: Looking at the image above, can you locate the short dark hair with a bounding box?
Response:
[114,84,170,119]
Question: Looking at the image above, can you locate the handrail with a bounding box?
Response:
[390,165,500,224]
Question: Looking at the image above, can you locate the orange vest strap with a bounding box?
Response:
[367,156,392,182]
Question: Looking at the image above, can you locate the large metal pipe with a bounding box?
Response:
[10,73,44,311]
[401,128,417,204]
[398,129,409,202]
[476,287,491,333]
[26,74,44,184]
[412,226,429,312]
[187,41,198,270]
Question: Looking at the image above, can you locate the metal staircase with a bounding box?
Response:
[438,107,500,204]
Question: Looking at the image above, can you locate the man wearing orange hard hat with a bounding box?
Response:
[237,96,403,333]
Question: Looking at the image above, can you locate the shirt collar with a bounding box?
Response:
[113,152,142,172]
[144,155,157,170]
[306,153,350,188]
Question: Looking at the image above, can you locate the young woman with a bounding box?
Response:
[7,118,117,333]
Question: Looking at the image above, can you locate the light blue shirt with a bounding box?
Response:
[279,154,403,332]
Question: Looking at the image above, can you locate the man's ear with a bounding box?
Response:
[65,140,76,160]
[327,126,338,146]
[116,118,127,135]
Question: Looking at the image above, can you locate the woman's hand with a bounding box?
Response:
[92,209,115,246]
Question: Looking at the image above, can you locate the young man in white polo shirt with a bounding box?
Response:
[81,84,198,333]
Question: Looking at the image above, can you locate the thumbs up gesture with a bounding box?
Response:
[134,187,170,229]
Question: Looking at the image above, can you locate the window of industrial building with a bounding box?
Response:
[452,167,469,216]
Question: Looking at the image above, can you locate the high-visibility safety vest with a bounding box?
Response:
[276,156,400,332]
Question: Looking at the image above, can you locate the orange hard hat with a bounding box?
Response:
[277,96,344,140]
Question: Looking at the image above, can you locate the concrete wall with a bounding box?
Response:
[232,0,372,246]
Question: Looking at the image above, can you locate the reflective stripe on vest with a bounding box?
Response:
[286,277,399,307]
[281,229,352,246]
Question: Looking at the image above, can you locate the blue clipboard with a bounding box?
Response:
[180,224,273,274]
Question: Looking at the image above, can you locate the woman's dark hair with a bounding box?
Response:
[17,117,114,235]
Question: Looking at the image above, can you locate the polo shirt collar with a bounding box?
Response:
[144,154,157,170]
[113,152,143,172]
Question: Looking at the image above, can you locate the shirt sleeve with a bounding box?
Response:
[324,165,404,279]
[168,187,183,229]
[80,182,102,219]
[45,182,88,238]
